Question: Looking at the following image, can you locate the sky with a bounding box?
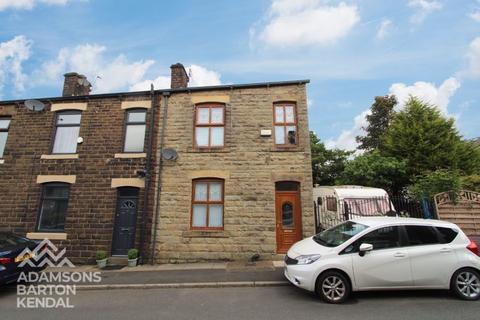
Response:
[0,0,479,150]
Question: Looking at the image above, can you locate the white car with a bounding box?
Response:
[284,217,480,303]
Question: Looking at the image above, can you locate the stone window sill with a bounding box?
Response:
[270,146,304,152]
[114,153,147,159]
[186,147,231,153]
[182,230,230,238]
[41,154,79,160]
[26,232,67,240]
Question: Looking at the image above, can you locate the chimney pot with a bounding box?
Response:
[170,63,189,89]
[62,72,91,97]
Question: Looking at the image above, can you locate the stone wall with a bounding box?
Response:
[153,84,314,263]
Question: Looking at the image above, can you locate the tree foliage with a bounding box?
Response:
[381,98,480,177]
[310,96,480,197]
[461,175,480,192]
[356,95,397,151]
[337,151,408,194]
[310,132,352,186]
[408,170,461,200]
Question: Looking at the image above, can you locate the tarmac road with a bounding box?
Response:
[1,285,480,320]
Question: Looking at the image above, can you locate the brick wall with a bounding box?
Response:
[0,96,157,264]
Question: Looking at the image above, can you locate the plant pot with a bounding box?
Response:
[127,258,138,267]
[96,258,107,269]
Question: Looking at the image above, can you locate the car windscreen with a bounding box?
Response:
[313,221,369,247]
[0,233,30,249]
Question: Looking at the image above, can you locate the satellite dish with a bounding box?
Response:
[161,148,178,161]
[24,99,45,112]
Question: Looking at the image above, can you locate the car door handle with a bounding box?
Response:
[393,252,406,258]
[440,248,452,253]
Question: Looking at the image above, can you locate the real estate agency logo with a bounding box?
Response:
[15,239,101,309]
[17,239,74,268]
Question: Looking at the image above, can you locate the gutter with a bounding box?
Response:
[150,91,169,264]
[0,80,310,106]
[139,85,156,264]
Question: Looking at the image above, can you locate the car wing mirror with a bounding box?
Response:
[359,243,373,256]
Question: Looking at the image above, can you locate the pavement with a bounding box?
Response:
[4,260,288,290]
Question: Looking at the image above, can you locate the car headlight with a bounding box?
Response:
[295,254,321,265]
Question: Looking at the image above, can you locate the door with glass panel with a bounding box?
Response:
[275,181,302,253]
[112,187,139,256]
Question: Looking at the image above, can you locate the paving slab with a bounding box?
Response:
[39,261,286,287]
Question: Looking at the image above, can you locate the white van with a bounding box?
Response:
[313,186,395,229]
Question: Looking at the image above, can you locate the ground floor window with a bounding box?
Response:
[37,183,70,232]
[191,179,224,229]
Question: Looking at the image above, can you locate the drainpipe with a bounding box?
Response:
[150,92,169,264]
[139,84,156,264]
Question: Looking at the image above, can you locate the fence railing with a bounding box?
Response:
[314,195,436,232]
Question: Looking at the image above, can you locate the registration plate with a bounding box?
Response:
[14,252,35,263]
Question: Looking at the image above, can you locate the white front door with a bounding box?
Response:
[404,225,457,287]
[350,226,413,289]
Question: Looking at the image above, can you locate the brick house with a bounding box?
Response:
[0,63,314,264]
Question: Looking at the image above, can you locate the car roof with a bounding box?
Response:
[350,216,457,228]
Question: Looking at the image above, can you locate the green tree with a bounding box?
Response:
[381,98,480,177]
[408,170,461,200]
[356,95,397,151]
[337,151,408,194]
[461,175,480,192]
[310,132,352,186]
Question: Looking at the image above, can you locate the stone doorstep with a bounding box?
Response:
[108,256,128,266]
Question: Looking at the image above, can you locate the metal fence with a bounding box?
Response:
[313,195,437,232]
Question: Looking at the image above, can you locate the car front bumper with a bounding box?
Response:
[284,264,317,292]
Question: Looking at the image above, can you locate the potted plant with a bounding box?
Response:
[95,250,108,269]
[127,249,139,267]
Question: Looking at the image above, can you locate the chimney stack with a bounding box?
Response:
[170,63,189,89]
[63,72,91,97]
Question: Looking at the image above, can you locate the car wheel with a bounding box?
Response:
[316,271,351,304]
[451,268,480,301]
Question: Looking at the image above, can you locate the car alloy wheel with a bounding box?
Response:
[316,271,351,304]
[322,276,346,301]
[455,270,480,299]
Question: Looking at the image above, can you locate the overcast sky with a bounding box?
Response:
[0,0,479,149]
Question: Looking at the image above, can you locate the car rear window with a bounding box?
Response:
[405,225,439,246]
[0,233,29,248]
[436,227,458,244]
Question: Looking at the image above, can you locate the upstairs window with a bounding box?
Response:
[0,117,11,158]
[274,103,297,146]
[191,179,224,229]
[37,183,70,232]
[194,104,225,148]
[52,111,81,154]
[124,109,147,152]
